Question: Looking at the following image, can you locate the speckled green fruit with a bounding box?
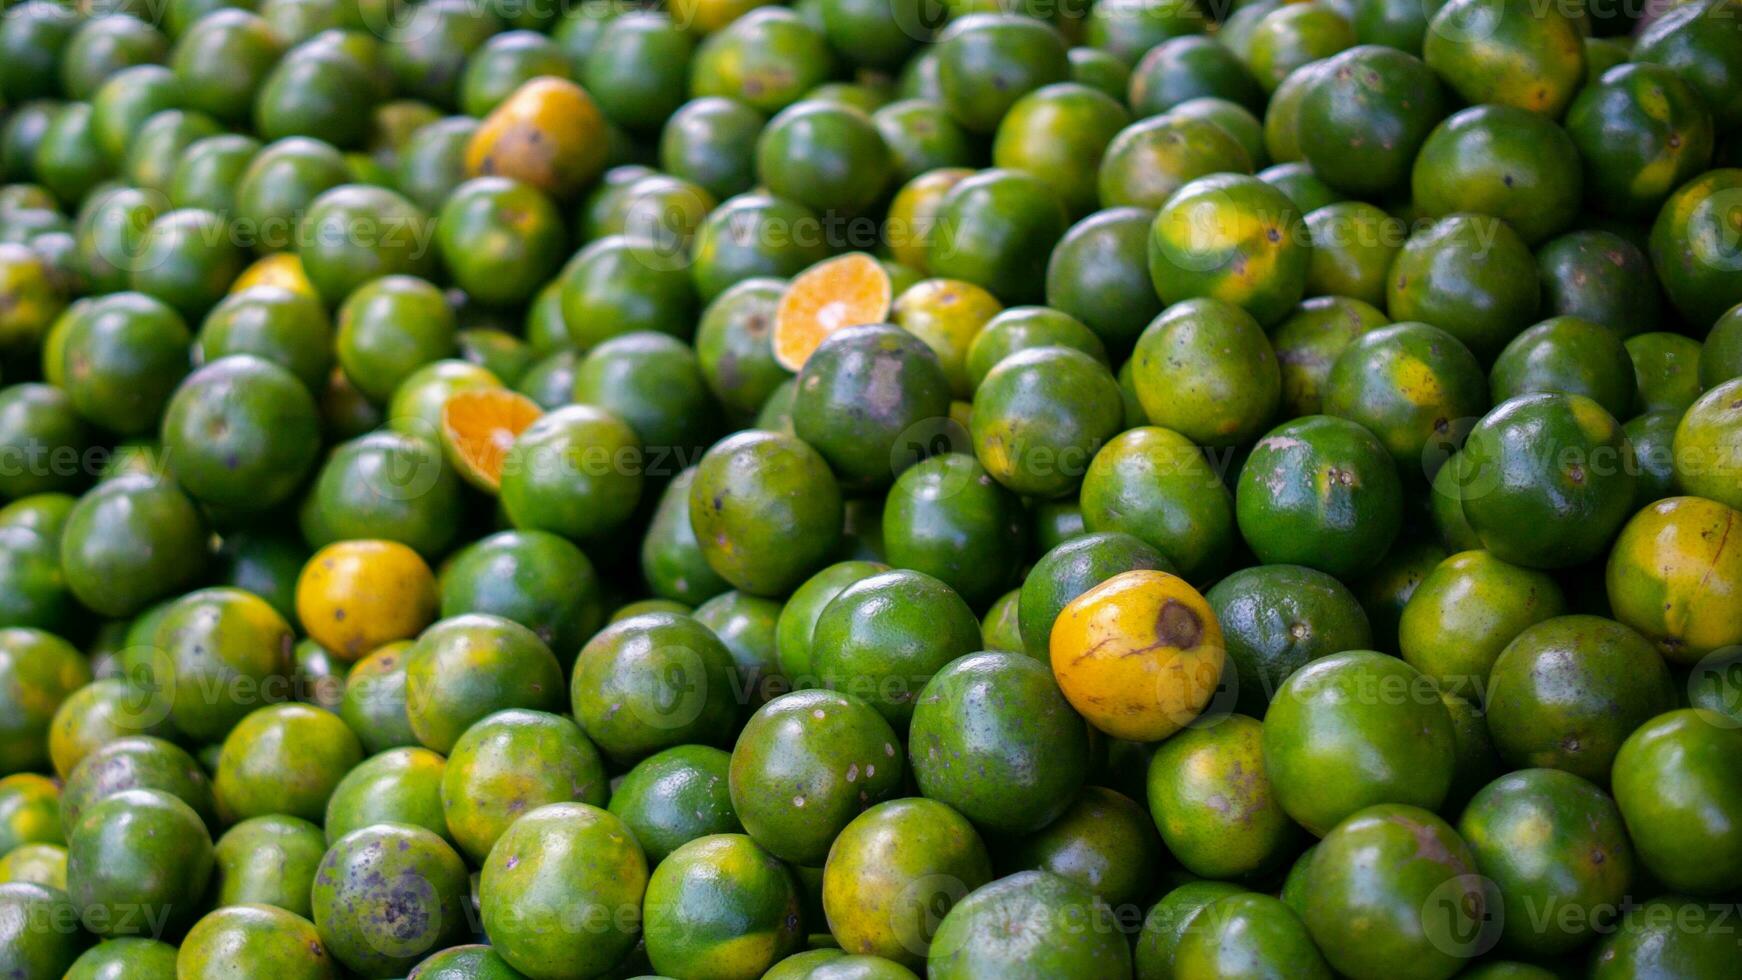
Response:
[993,83,1130,216]
[909,651,1091,835]
[1131,297,1281,448]
[499,404,644,544]
[1387,215,1540,362]
[1299,45,1443,197]
[793,323,952,492]
[64,937,181,980]
[928,168,1069,306]
[1206,563,1372,715]
[1457,393,1636,569]
[1459,768,1634,955]
[312,823,468,977]
[49,291,192,437]
[643,833,805,980]
[409,944,528,979]
[690,429,844,596]
[1423,0,1584,116]
[403,614,566,754]
[335,274,456,404]
[608,745,741,865]
[1485,615,1676,782]
[1134,880,1250,980]
[696,278,792,420]
[68,788,212,937]
[1098,112,1254,212]
[812,569,981,727]
[1413,105,1580,246]
[729,689,904,865]
[1045,207,1165,355]
[775,560,890,682]
[1148,173,1309,327]
[60,735,215,835]
[146,586,294,742]
[1491,315,1638,431]
[1303,202,1406,308]
[935,14,1070,134]
[0,881,85,977]
[1301,803,1488,980]
[210,816,325,918]
[822,798,991,967]
[1649,168,1742,329]
[338,641,419,755]
[928,870,1132,979]
[441,530,603,666]
[441,709,606,864]
[1632,0,1742,131]
[1078,426,1234,583]
[323,747,448,845]
[177,904,337,980]
[571,611,739,762]
[1270,295,1388,419]
[970,345,1124,499]
[964,307,1107,392]
[1237,415,1404,579]
[214,703,361,824]
[1567,63,1715,222]
[881,453,1026,608]
[1590,893,1741,980]
[1263,651,1455,835]
[1627,332,1705,415]
[161,355,320,514]
[1323,320,1487,473]
[297,185,436,306]
[1398,550,1564,698]
[198,286,334,393]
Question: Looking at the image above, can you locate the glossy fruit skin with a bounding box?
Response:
[0,881,85,977]
[909,651,1091,835]
[730,689,903,865]
[1042,209,1164,356]
[560,235,698,350]
[821,798,991,967]
[60,735,216,833]
[1134,880,1250,980]
[480,801,645,977]
[1589,893,1740,980]
[966,307,1106,393]
[1459,768,1634,955]
[50,291,192,437]
[660,97,765,202]
[411,944,528,979]
[171,10,281,125]
[881,453,1026,609]
[0,3,79,102]
[1149,173,1310,327]
[459,30,570,119]
[323,746,447,845]
[935,14,1069,134]
[574,332,718,461]
[403,614,565,754]
[1129,36,1265,116]
[812,569,980,726]
[793,324,952,492]
[1237,415,1404,579]
[215,703,362,824]
[297,540,437,661]
[0,840,65,889]
[1674,378,1742,510]
[1097,113,1254,213]
[68,788,212,937]
[993,83,1130,217]
[1263,651,1455,835]
[1011,784,1162,908]
[928,870,1132,979]
[1303,202,1406,308]
[1270,295,1389,418]
[1457,393,1636,569]
[36,101,115,207]
[608,745,740,865]
[1633,0,1742,132]
[643,833,804,979]
[434,176,564,307]
[1174,892,1331,980]
[338,643,419,756]
[1567,63,1715,222]
[1608,497,1742,662]
[160,355,321,515]
[0,384,91,501]
[1078,426,1233,583]
[1324,320,1487,473]
[499,404,644,544]
[1387,215,1540,362]
[1491,315,1637,421]
[297,185,436,306]
[0,627,87,774]
[775,560,889,682]
[1611,709,1742,897]
[1485,615,1676,782]
[757,100,892,215]
[197,286,333,393]
[1398,549,1564,699]
[1628,332,1704,415]
[176,904,336,980]
[1147,714,1301,879]
[1650,169,1742,329]
[692,193,831,302]
[233,137,352,252]
[1299,45,1442,197]
[335,275,456,405]
[393,118,478,215]
[442,530,603,665]
[1301,804,1488,980]
[690,430,844,596]
[47,677,174,781]
[971,345,1126,499]
[253,38,378,149]
[690,9,833,115]
[929,169,1068,306]
[440,709,605,864]
[1413,106,1581,246]
[695,277,791,421]
[312,823,469,977]
[640,466,733,607]
[61,475,206,619]
[887,277,998,400]
[1206,563,1372,715]
[1423,0,1583,116]
[571,611,739,762]
[64,936,181,979]
[0,241,66,352]
[1018,530,1170,658]
[871,99,973,183]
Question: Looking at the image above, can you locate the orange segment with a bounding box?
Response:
[772,252,893,371]
[440,388,544,492]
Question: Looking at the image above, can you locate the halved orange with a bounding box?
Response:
[440,388,544,492]
[772,251,893,371]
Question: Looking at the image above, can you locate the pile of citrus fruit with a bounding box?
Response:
[1,0,1741,975]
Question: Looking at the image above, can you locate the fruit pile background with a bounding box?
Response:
[0,0,1740,976]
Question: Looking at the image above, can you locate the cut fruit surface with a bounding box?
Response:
[772,252,893,371]
[441,388,544,492]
